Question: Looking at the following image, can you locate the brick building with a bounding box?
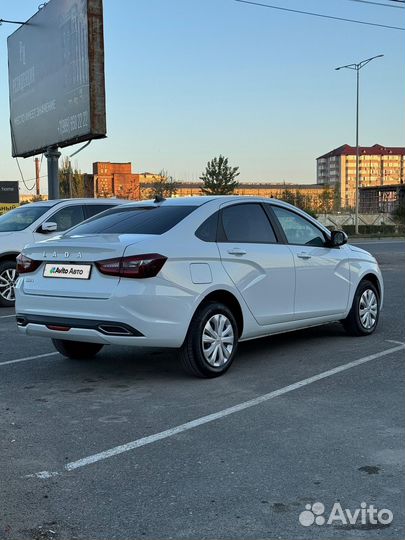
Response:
[93,162,140,199]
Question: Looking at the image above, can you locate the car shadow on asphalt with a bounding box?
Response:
[55,322,355,384]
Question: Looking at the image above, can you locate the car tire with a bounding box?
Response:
[0,260,17,308]
[52,339,104,359]
[180,301,239,378]
[342,280,380,336]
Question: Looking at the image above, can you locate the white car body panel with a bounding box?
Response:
[288,244,351,319]
[218,242,295,325]
[15,196,384,349]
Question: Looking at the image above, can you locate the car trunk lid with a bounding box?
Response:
[21,234,151,299]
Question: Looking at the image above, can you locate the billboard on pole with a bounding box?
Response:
[7,0,106,158]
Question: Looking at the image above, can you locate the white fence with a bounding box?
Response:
[316,213,396,228]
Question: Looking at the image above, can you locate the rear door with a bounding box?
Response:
[217,202,295,326]
[270,205,350,319]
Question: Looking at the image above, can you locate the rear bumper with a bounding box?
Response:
[15,278,197,348]
[17,314,143,338]
[17,321,148,346]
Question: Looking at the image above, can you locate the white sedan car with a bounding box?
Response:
[0,198,124,307]
[15,196,383,377]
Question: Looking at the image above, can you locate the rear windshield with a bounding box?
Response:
[0,205,52,232]
[65,205,197,236]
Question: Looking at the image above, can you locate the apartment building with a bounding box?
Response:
[317,144,405,208]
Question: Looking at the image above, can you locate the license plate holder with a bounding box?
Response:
[43,263,92,280]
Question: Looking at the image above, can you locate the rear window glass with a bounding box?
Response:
[85,204,117,218]
[65,205,197,236]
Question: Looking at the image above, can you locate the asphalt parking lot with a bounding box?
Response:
[1,240,404,540]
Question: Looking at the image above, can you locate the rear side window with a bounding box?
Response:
[195,212,219,242]
[48,205,85,232]
[220,203,277,243]
[85,204,117,219]
[65,205,197,236]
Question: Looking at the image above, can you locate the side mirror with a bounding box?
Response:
[330,229,348,247]
[39,221,57,233]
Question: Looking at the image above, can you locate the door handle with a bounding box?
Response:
[297,252,311,260]
[227,248,247,256]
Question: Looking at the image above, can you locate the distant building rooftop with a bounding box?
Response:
[318,144,405,159]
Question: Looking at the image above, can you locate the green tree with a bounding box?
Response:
[59,157,85,198]
[320,188,333,215]
[279,187,295,206]
[200,155,240,195]
[143,170,178,199]
[332,184,341,212]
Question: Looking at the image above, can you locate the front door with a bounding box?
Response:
[271,205,350,320]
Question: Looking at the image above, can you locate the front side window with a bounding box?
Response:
[220,204,277,243]
[272,206,326,247]
[47,205,85,232]
[0,205,52,232]
[65,205,197,236]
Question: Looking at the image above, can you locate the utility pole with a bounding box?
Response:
[335,54,383,234]
[69,160,73,198]
[34,157,40,196]
[45,145,61,200]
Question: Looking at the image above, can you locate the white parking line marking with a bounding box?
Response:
[0,352,58,367]
[29,343,405,479]
[0,314,16,319]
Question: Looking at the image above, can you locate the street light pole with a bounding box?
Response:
[355,67,360,235]
[335,54,383,235]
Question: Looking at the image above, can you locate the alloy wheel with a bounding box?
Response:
[0,267,17,302]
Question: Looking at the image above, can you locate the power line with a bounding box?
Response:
[345,0,405,8]
[0,174,47,183]
[234,0,405,30]
[15,157,37,191]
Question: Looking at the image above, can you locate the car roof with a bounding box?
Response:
[119,195,277,207]
[21,198,125,208]
[119,195,296,208]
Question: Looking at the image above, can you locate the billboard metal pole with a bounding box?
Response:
[45,145,61,200]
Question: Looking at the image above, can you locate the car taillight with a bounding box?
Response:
[95,254,167,279]
[16,254,42,274]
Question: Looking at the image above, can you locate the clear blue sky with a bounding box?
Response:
[0,0,404,193]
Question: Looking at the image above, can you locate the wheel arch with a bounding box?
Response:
[0,252,19,265]
[361,272,381,299]
[196,289,244,337]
